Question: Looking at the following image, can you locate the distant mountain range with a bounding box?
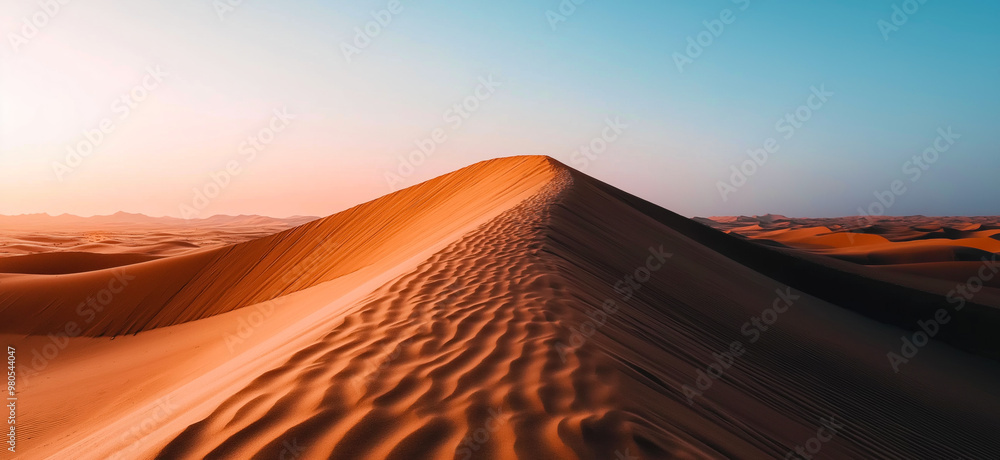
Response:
[0,212,320,229]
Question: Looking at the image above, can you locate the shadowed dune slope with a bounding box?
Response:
[0,252,162,275]
[0,157,556,336]
[541,168,1000,458]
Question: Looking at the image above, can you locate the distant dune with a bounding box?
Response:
[0,212,318,231]
[4,157,1000,459]
[0,213,318,259]
[700,214,1000,288]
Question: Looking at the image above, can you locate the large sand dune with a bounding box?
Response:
[4,156,1000,459]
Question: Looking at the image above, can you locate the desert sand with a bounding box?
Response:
[3,156,1000,459]
[699,214,1000,290]
[0,213,317,258]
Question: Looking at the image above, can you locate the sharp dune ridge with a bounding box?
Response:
[5,156,1000,459]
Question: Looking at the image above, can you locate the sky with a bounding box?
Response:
[1,0,998,218]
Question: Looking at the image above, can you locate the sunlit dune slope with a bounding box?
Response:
[0,157,556,336]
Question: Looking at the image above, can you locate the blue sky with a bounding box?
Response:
[1,0,997,217]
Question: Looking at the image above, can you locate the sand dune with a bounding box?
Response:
[0,252,162,275]
[6,156,1000,459]
[702,214,1000,288]
[0,214,317,258]
[1,159,553,336]
[0,212,317,231]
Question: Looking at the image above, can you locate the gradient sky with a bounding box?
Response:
[2,0,998,218]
